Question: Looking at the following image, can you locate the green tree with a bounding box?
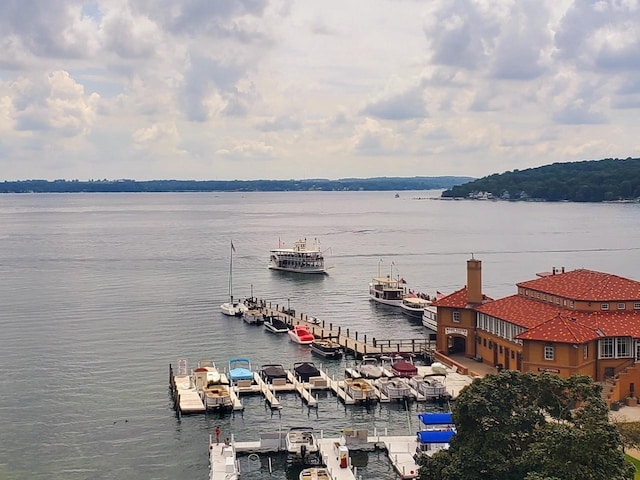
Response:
[417,371,634,480]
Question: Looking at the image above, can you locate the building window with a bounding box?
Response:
[556,297,560,305]
[601,303,609,311]
[635,303,640,310]
[499,345,503,354]
[583,344,588,359]
[543,294,547,301]
[477,336,481,344]
[452,311,461,323]
[570,300,575,309]
[617,337,633,358]
[544,345,554,360]
[483,338,486,347]
[511,351,515,359]
[618,303,626,310]
[600,338,614,358]
[563,299,567,306]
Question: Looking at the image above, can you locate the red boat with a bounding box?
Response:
[288,325,315,344]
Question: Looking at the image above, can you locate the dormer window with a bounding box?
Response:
[634,303,640,310]
[570,300,575,309]
[452,311,461,323]
[601,303,609,311]
[618,303,626,310]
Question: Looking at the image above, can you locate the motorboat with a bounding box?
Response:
[227,358,254,383]
[260,364,288,384]
[343,378,376,402]
[293,362,321,382]
[377,377,412,401]
[192,361,232,411]
[200,384,233,411]
[263,315,290,334]
[357,356,384,379]
[415,412,455,459]
[288,325,315,345]
[243,305,264,324]
[268,238,328,274]
[369,276,407,306]
[422,304,438,331]
[400,296,433,318]
[285,427,320,462]
[193,360,223,388]
[310,339,343,359]
[299,467,333,480]
[391,357,418,377]
[221,241,248,317]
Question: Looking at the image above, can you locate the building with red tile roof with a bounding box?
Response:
[435,259,640,403]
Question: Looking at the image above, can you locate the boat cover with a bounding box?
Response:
[294,362,320,381]
[229,358,253,381]
[392,360,418,376]
[261,365,287,379]
[418,412,453,425]
[416,429,455,443]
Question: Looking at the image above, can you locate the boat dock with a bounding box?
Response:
[259,302,435,358]
[210,429,420,479]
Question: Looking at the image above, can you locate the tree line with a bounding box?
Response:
[442,157,640,202]
[0,176,474,193]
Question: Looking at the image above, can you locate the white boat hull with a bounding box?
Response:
[221,302,248,317]
[268,265,326,274]
[368,294,403,307]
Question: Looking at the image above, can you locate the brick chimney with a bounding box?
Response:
[467,257,482,304]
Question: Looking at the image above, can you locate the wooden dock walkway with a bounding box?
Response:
[259,302,435,358]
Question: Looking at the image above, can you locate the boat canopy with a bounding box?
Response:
[418,412,453,425]
[392,360,418,376]
[416,429,455,444]
[294,362,320,381]
[228,358,253,381]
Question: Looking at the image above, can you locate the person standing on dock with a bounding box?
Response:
[215,425,220,444]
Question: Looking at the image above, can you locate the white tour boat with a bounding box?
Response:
[400,296,433,318]
[422,304,438,331]
[268,238,328,274]
[369,276,407,306]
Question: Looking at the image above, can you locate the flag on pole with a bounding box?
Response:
[231,241,236,253]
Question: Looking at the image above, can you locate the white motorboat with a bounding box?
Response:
[422,304,438,331]
[288,325,315,344]
[285,427,320,462]
[299,467,333,480]
[268,238,328,274]
[228,358,254,383]
[193,361,232,411]
[369,276,407,306]
[400,296,433,318]
[221,241,248,317]
[357,356,384,379]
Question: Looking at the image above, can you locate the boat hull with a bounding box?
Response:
[269,265,327,274]
[310,341,343,359]
[221,302,248,317]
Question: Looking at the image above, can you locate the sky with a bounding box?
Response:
[1,0,639,181]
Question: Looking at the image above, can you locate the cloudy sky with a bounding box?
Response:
[1,0,639,181]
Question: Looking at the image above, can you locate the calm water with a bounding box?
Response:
[1,191,639,480]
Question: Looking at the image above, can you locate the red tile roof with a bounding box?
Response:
[433,287,469,308]
[517,269,640,301]
[580,311,640,338]
[516,313,600,343]
[475,295,569,329]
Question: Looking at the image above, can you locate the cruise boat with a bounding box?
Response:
[369,276,407,306]
[227,358,254,383]
[268,238,328,274]
[422,304,438,331]
[299,467,332,480]
[263,315,289,334]
[400,296,433,318]
[285,427,320,462]
[310,339,343,359]
[288,325,315,344]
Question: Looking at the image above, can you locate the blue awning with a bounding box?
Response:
[416,429,455,443]
[418,412,453,425]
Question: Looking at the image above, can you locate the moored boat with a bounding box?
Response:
[228,358,253,383]
[401,296,433,318]
[221,241,248,317]
[260,364,288,384]
[299,467,332,480]
[415,412,455,459]
[377,377,412,401]
[263,315,290,334]
[310,339,343,359]
[285,427,320,463]
[293,362,321,382]
[422,304,438,331]
[343,377,376,402]
[288,325,315,344]
[369,276,407,306]
[193,360,232,411]
[410,374,450,401]
[269,238,328,274]
[391,358,418,377]
[357,356,384,379]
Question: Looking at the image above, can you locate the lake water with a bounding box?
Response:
[1,191,639,480]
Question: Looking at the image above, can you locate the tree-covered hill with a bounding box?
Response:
[442,157,640,202]
[0,176,474,193]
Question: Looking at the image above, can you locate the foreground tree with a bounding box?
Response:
[417,371,634,480]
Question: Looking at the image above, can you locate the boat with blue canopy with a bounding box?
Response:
[228,358,254,382]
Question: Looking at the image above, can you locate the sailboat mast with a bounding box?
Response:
[229,241,233,302]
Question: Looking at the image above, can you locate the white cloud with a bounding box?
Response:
[0,0,638,181]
